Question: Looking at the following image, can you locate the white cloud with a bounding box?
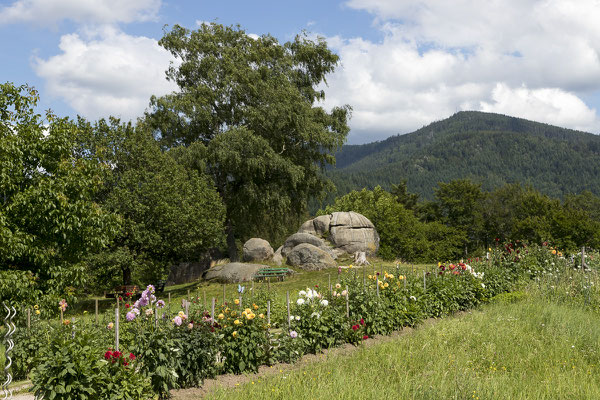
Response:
[480,83,599,132]
[33,26,176,122]
[321,0,600,142]
[0,0,160,25]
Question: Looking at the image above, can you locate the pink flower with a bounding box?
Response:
[173,316,183,326]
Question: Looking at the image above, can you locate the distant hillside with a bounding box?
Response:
[327,111,600,202]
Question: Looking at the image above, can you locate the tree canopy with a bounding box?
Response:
[145,23,351,258]
[0,83,119,296]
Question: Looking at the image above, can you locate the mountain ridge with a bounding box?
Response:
[327,111,600,201]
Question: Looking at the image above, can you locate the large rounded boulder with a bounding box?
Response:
[243,238,274,262]
[203,262,264,283]
[286,243,336,271]
[281,233,336,259]
[329,212,379,255]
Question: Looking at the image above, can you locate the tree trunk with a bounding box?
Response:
[123,267,132,285]
[226,221,238,262]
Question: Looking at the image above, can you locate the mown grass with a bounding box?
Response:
[206,279,600,400]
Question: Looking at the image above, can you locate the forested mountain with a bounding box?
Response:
[327,111,600,201]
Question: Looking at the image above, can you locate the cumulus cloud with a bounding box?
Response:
[33,26,176,122]
[320,0,600,142]
[0,0,161,25]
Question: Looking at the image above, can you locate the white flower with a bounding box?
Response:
[145,309,154,316]
[320,299,329,307]
[410,296,417,301]
[296,298,305,306]
[298,290,307,297]
[295,315,300,321]
[481,283,486,289]
[341,290,348,296]
[310,312,321,319]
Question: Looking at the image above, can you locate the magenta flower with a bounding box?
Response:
[126,311,136,321]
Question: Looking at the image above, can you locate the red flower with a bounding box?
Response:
[129,353,136,360]
[360,318,365,326]
[352,325,359,331]
[104,350,113,360]
[118,296,123,301]
[125,292,132,297]
[123,361,129,366]
[438,271,444,276]
[315,285,319,288]
[363,335,368,340]
[113,351,122,359]
[125,303,130,309]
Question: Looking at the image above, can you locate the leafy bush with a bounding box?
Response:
[31,325,153,400]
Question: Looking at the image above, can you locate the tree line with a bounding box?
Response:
[322,179,600,262]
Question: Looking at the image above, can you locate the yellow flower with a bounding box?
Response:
[247,313,255,320]
[438,262,441,267]
[552,249,557,255]
[225,307,230,312]
[234,319,241,325]
[234,299,240,305]
[253,304,259,310]
[34,304,39,310]
[558,252,563,257]
[259,313,264,319]
[83,311,88,314]
[245,308,251,314]
[335,283,341,289]
[232,331,237,338]
[178,311,185,318]
[218,313,225,320]
[35,310,40,315]
[384,282,389,288]
[399,275,405,280]
[488,248,492,252]
[368,275,372,279]
[389,274,394,279]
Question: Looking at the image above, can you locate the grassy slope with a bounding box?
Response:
[207,287,600,400]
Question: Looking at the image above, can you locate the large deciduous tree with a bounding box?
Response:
[78,119,226,287]
[144,23,351,260]
[0,83,119,296]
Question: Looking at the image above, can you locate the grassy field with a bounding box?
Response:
[205,280,600,400]
[67,260,432,318]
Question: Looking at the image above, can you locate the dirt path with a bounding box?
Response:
[171,314,464,399]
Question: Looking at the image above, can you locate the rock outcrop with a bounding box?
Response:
[286,243,336,270]
[243,238,274,262]
[329,211,379,255]
[203,262,265,283]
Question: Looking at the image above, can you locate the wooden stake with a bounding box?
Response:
[27,308,31,330]
[60,308,63,324]
[95,299,99,325]
[187,289,190,301]
[211,298,215,326]
[582,246,586,270]
[345,286,350,318]
[286,291,291,328]
[267,300,271,325]
[115,307,120,352]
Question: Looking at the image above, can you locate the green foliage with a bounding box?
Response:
[0,82,119,296]
[31,325,153,399]
[0,269,41,309]
[80,120,226,287]
[289,290,347,353]
[171,324,219,387]
[216,305,270,374]
[145,22,350,257]
[321,186,465,261]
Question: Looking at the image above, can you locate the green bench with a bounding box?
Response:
[254,267,293,281]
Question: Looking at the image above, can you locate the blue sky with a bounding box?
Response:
[2,0,600,144]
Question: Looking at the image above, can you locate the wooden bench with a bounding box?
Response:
[254,267,293,282]
[105,285,139,298]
